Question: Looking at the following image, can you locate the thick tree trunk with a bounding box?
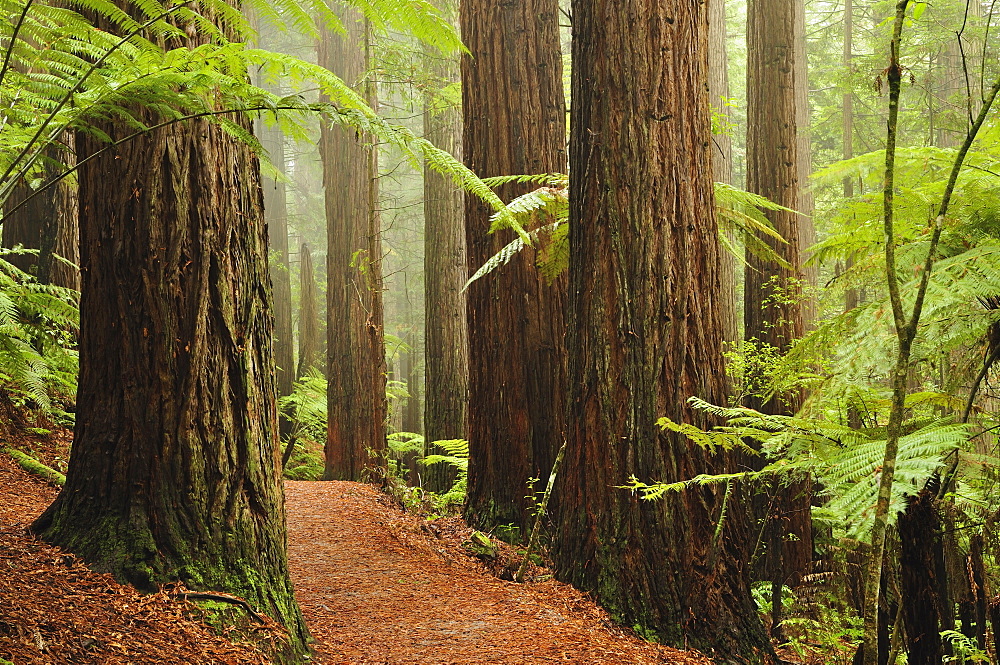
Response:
[898,489,945,665]
[2,142,79,290]
[552,0,773,660]
[297,242,322,377]
[461,0,568,536]
[319,9,386,480]
[31,113,309,656]
[422,4,469,491]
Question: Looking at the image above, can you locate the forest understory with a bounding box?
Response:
[1,432,714,665]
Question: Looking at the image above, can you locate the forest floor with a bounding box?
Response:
[0,432,713,664]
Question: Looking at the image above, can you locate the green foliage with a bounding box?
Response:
[465,177,794,288]
[627,397,972,540]
[421,438,468,506]
[941,629,990,663]
[278,367,327,445]
[0,0,520,249]
[0,251,78,410]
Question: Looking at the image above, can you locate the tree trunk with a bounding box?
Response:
[259,119,295,428]
[422,1,469,492]
[297,242,322,377]
[552,0,773,659]
[746,0,812,592]
[794,0,816,330]
[319,9,386,480]
[843,0,860,319]
[709,0,739,347]
[898,489,945,665]
[2,142,79,290]
[746,0,803,395]
[461,0,567,536]
[31,111,309,656]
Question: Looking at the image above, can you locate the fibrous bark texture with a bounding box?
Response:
[423,7,469,460]
[31,113,309,656]
[552,0,772,660]
[746,0,803,378]
[319,8,386,480]
[461,0,567,535]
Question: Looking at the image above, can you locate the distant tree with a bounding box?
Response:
[709,0,739,346]
[319,5,386,480]
[746,0,812,621]
[30,18,310,661]
[298,242,322,377]
[551,0,773,659]
[254,25,295,431]
[422,0,469,490]
[461,0,568,536]
[2,143,79,290]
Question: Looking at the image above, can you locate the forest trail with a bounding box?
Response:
[287,480,709,665]
[0,449,708,664]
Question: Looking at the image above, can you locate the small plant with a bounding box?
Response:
[941,630,989,663]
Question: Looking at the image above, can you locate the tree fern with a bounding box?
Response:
[0,250,78,410]
[465,177,795,288]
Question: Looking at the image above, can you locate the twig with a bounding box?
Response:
[515,441,566,583]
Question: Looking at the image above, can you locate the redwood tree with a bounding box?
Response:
[297,242,322,377]
[319,8,386,480]
[461,0,567,536]
[746,0,812,601]
[422,5,468,464]
[2,143,79,289]
[31,104,309,656]
[551,0,772,659]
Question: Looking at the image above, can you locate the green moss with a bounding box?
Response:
[3,447,65,485]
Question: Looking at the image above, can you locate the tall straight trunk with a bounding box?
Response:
[794,0,816,329]
[31,104,308,656]
[319,9,386,480]
[260,121,295,415]
[746,0,803,403]
[709,0,739,346]
[297,242,322,377]
[746,0,812,596]
[843,0,859,316]
[552,0,772,659]
[461,0,567,535]
[2,142,79,290]
[422,1,468,464]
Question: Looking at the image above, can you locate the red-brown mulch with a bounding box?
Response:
[1,439,713,664]
[287,480,713,664]
[0,453,277,664]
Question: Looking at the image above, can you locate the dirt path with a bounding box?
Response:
[286,481,709,665]
[0,446,710,664]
